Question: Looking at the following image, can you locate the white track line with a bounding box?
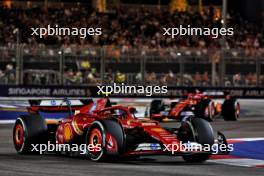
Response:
[209,158,264,168]
[0,120,15,124]
[228,137,264,141]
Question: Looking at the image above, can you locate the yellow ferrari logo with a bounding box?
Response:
[151,128,164,132]
[64,124,73,142]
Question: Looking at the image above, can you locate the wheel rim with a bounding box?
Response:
[210,102,215,117]
[178,122,195,143]
[205,102,214,120]
[204,106,209,118]
[235,102,240,119]
[14,123,24,149]
[87,128,103,161]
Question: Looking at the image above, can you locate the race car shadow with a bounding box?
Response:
[57,154,217,166]
[95,156,217,166]
[0,152,218,167]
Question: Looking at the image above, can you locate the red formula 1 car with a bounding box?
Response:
[13,98,229,162]
[150,92,240,122]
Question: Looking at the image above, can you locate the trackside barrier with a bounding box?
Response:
[2,85,264,98]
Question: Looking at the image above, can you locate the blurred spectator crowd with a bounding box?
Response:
[0,4,263,86]
[0,4,263,51]
[0,64,16,84]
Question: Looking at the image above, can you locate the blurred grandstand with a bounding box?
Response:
[0,0,263,87]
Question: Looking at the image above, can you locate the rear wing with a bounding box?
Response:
[28,99,94,113]
[184,90,232,99]
[29,99,93,107]
[25,99,94,123]
[27,98,118,120]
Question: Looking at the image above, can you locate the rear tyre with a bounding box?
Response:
[150,100,164,114]
[195,99,215,122]
[222,99,240,121]
[150,100,164,121]
[13,115,47,154]
[179,118,214,163]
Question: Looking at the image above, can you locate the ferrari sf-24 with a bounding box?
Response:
[150,92,240,122]
[13,98,229,162]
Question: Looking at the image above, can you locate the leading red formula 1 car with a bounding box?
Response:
[150,92,240,122]
[13,98,229,162]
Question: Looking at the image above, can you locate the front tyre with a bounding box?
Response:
[86,123,105,161]
[85,120,125,161]
[179,118,214,163]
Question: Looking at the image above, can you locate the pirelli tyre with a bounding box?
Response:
[13,115,48,154]
[222,99,240,121]
[178,118,214,163]
[195,99,215,122]
[149,100,165,121]
[85,119,125,161]
[150,100,164,115]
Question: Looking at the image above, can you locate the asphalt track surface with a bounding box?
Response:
[0,99,264,176]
